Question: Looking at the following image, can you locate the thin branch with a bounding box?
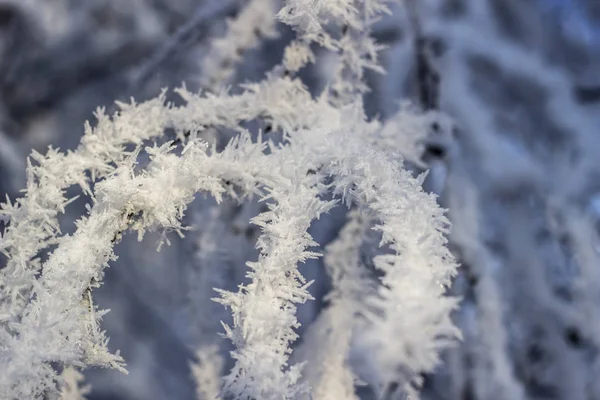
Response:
[405,0,440,111]
[129,0,239,90]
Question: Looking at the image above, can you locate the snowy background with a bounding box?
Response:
[1,0,600,399]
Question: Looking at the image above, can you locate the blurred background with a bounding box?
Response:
[2,0,600,399]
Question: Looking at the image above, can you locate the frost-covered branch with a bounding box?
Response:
[59,367,91,400]
[0,135,274,398]
[191,345,224,400]
[301,209,373,400]
[200,0,279,91]
[0,84,459,398]
[0,0,461,397]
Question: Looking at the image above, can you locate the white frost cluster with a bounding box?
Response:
[0,0,460,398]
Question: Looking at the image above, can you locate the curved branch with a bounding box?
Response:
[0,136,272,398]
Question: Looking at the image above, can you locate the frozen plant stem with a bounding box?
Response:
[0,0,461,397]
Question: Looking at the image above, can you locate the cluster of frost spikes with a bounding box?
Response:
[0,0,461,398]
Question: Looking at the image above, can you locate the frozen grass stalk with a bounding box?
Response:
[0,0,461,398]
